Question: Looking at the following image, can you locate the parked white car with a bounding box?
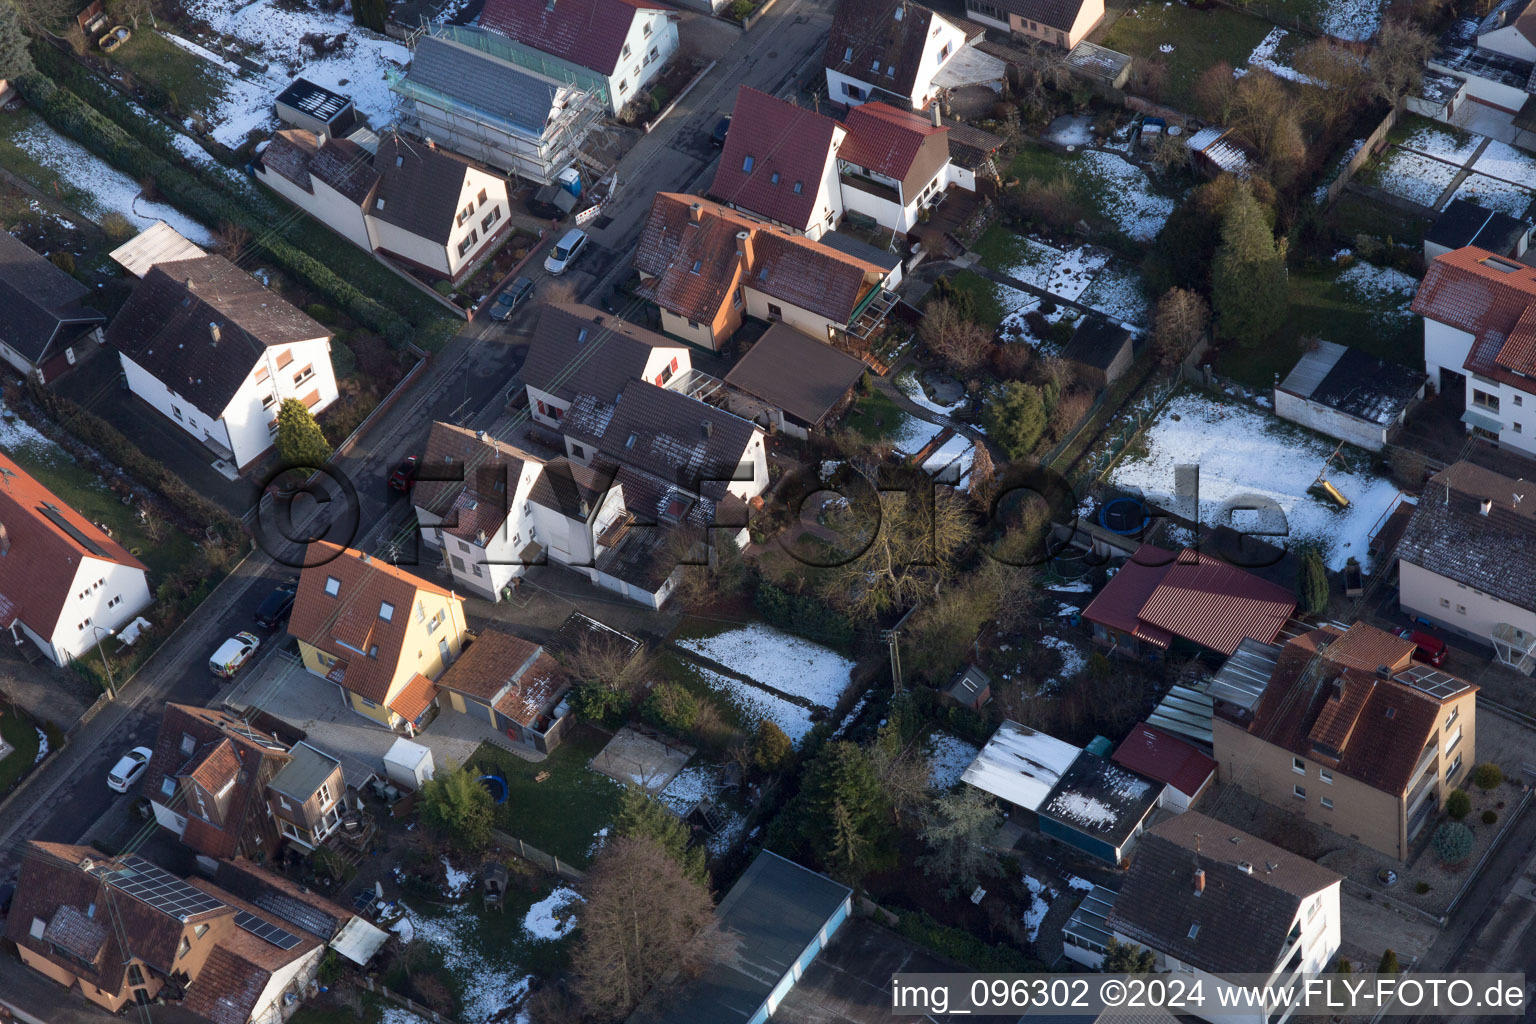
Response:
[544,228,589,275]
[107,746,153,793]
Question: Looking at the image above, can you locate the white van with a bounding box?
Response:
[210,631,261,678]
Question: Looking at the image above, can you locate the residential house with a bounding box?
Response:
[961,719,1082,816]
[435,629,575,753]
[1396,460,1536,672]
[1425,199,1531,261]
[710,87,977,239]
[255,131,511,282]
[1423,2,1536,145]
[1211,622,1478,860]
[822,0,985,111]
[1111,722,1217,812]
[1082,545,1297,660]
[211,859,389,967]
[6,842,339,1024]
[626,851,852,1024]
[1082,813,1342,1024]
[0,450,151,667]
[108,255,337,471]
[1273,340,1428,452]
[391,28,601,185]
[965,0,1105,49]
[288,542,469,730]
[274,78,366,144]
[722,320,868,438]
[265,742,347,851]
[1037,753,1162,864]
[1062,314,1135,391]
[1413,246,1536,455]
[523,302,692,430]
[141,704,293,869]
[478,0,677,115]
[0,230,106,382]
[632,193,894,350]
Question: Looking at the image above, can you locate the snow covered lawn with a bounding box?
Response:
[1075,151,1176,242]
[677,624,854,709]
[689,665,818,745]
[523,887,582,941]
[1367,148,1461,207]
[896,369,965,415]
[1318,0,1387,41]
[1451,174,1535,219]
[1243,28,1318,85]
[1470,140,1536,188]
[1022,875,1056,941]
[390,905,532,1023]
[999,237,1109,301]
[14,122,213,242]
[1109,392,1401,569]
[1397,122,1481,167]
[1078,263,1150,327]
[1335,260,1418,329]
[890,412,946,457]
[927,733,980,789]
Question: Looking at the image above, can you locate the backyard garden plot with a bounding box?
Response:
[1102,2,1274,111]
[1316,0,1388,40]
[896,368,965,415]
[1450,174,1534,219]
[1335,259,1417,328]
[984,231,1108,301]
[676,624,855,709]
[997,286,1073,355]
[1108,392,1401,569]
[928,734,980,790]
[389,898,535,1023]
[1074,151,1177,242]
[11,119,213,242]
[1078,263,1151,327]
[890,412,947,457]
[1241,28,1317,85]
[1363,148,1461,208]
[685,664,818,745]
[1471,140,1536,188]
[1396,119,1482,167]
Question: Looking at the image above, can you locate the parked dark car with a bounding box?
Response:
[255,578,299,631]
[491,277,536,321]
[389,455,419,492]
[711,115,731,148]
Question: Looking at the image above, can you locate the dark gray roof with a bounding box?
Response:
[267,742,340,802]
[371,136,476,245]
[577,380,763,503]
[106,255,330,416]
[1063,314,1133,371]
[982,0,1093,32]
[1427,199,1530,254]
[946,664,990,701]
[404,34,561,137]
[213,860,346,940]
[817,230,903,272]
[1038,752,1160,846]
[723,322,867,426]
[0,231,105,365]
[1308,347,1426,423]
[1397,461,1536,612]
[275,78,356,130]
[628,851,851,1024]
[527,457,614,522]
[524,303,682,405]
[1106,812,1340,975]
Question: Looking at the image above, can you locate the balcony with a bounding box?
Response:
[838,170,901,205]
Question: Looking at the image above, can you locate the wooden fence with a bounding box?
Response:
[1321,102,1402,208]
[491,828,588,882]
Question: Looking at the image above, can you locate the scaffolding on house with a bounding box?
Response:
[429,23,613,108]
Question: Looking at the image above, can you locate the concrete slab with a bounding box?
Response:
[589,724,692,790]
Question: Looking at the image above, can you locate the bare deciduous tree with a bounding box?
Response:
[1152,287,1210,373]
[1012,41,1072,118]
[821,487,973,617]
[571,837,722,1021]
[1192,62,1237,123]
[1226,70,1307,183]
[216,220,251,261]
[1369,18,1435,106]
[1294,39,1370,126]
[919,300,994,375]
[564,631,651,705]
[120,0,156,29]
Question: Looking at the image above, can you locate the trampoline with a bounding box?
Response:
[1099,497,1150,536]
[478,773,508,805]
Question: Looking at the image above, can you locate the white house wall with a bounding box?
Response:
[1478,25,1536,61]
[254,164,373,252]
[657,307,721,349]
[742,286,839,341]
[1428,61,1530,113]
[528,386,570,428]
[45,556,152,666]
[839,179,910,233]
[437,461,541,600]
[222,336,339,468]
[247,945,327,1024]
[912,17,969,109]
[369,167,508,278]
[1423,317,1536,454]
[1423,318,1474,391]
[1272,391,1395,451]
[607,11,679,113]
[1399,558,1536,646]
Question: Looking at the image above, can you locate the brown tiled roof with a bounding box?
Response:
[1411,245,1536,391]
[8,845,130,992]
[1107,813,1339,976]
[43,905,110,962]
[978,0,1093,31]
[1111,724,1216,798]
[182,878,321,1024]
[387,673,440,723]
[632,194,884,328]
[838,101,949,194]
[436,628,542,702]
[478,0,666,76]
[414,421,541,542]
[288,542,461,705]
[1304,622,1416,674]
[527,457,615,522]
[493,652,570,726]
[824,0,972,101]
[710,87,842,231]
[260,129,379,205]
[107,255,331,417]
[588,379,762,503]
[523,302,685,405]
[187,737,243,794]
[723,321,866,426]
[1397,461,1536,610]
[0,449,146,642]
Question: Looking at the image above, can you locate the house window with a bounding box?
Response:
[472,562,483,576]
[1473,389,1500,411]
[1292,757,1306,774]
[1445,724,1463,754]
[622,42,631,58]
[938,42,952,61]
[647,45,658,62]
[845,83,864,100]
[451,555,466,572]
[178,938,191,960]
[1446,707,1459,729]
[380,601,395,622]
[767,303,783,318]
[416,600,426,623]
[439,639,452,663]
[733,290,743,309]
[570,443,586,459]
[687,318,699,329]
[1457,604,1467,614]
[293,364,315,385]
[481,206,502,232]
[360,697,377,709]
[317,782,332,805]
[194,924,209,939]
[643,21,651,36]
[172,406,183,421]
[691,259,702,274]
[324,576,341,597]
[619,80,628,94]
[1440,597,1451,608]
[1293,784,1306,799]
[1515,423,1524,434]
[742,155,755,173]
[367,644,378,658]
[127,965,145,987]
[458,232,479,257]
[1446,753,1463,782]
[161,778,176,798]
[477,188,488,206]
[261,393,276,409]
[1319,768,1333,784]
[870,57,880,71]
[1321,796,1334,810]
[1515,395,1524,405]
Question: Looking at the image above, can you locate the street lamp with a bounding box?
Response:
[90,625,116,697]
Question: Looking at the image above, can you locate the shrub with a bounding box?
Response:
[1432,822,1473,865]
[305,303,338,325]
[1445,788,1471,820]
[99,211,135,242]
[982,381,1049,459]
[275,398,332,468]
[572,682,629,726]
[49,251,75,274]
[754,583,855,651]
[419,765,494,852]
[1414,881,1430,895]
[642,682,699,735]
[1473,763,1503,791]
[1378,949,1401,974]
[727,0,754,18]
[1482,810,1498,825]
[893,910,1044,973]
[751,719,794,774]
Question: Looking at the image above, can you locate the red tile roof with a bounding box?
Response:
[478,0,667,76]
[493,652,570,727]
[838,101,948,188]
[289,542,462,705]
[1111,723,1216,798]
[1412,245,1536,391]
[0,449,146,641]
[388,673,440,723]
[709,87,842,231]
[1083,545,1295,656]
[436,629,542,702]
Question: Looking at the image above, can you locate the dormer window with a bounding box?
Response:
[893,5,903,18]
[691,259,702,274]
[793,181,803,194]
[380,601,394,622]
[161,778,176,798]
[324,576,340,597]
[871,58,880,71]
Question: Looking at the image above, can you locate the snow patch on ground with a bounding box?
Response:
[1003,238,1110,301]
[927,734,981,790]
[523,887,583,942]
[1108,392,1402,569]
[659,765,717,814]
[1471,139,1536,188]
[832,693,870,739]
[1067,875,1095,892]
[890,412,947,457]
[1040,635,1086,685]
[706,811,749,856]
[1337,260,1418,301]
[393,905,532,1023]
[1453,173,1536,219]
[1045,116,1094,147]
[677,624,854,708]
[14,123,214,242]
[586,826,609,859]
[897,371,965,414]
[1079,263,1150,327]
[1076,151,1176,242]
[693,666,817,746]
[1369,149,1461,207]
[1022,875,1056,941]
[440,858,473,898]
[1244,28,1319,85]
[1318,0,1387,41]
[33,727,49,765]
[1398,124,1481,167]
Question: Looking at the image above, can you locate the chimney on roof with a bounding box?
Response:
[477,529,488,546]
[1376,664,1392,679]
[1480,498,1493,516]
[702,420,713,439]
[0,523,9,556]
[360,552,371,563]
[690,202,703,223]
[185,278,196,292]
[735,229,753,267]
[477,430,487,442]
[209,322,221,345]
[1193,868,1205,895]
[1238,861,1253,875]
[580,498,590,518]
[931,102,941,128]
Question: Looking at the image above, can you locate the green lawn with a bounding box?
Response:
[946,269,1008,328]
[1101,3,1276,111]
[0,708,42,795]
[104,28,232,122]
[844,386,906,442]
[467,728,624,867]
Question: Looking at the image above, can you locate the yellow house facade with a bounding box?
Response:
[291,542,468,730]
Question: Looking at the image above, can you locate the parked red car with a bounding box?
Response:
[1398,628,1447,667]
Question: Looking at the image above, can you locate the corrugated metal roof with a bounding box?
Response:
[1277,339,1346,399]
[329,916,389,965]
[109,221,207,278]
[960,720,1080,811]
[1209,637,1283,712]
[1146,683,1215,748]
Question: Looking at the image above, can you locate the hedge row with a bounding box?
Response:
[22,376,244,541]
[893,909,1046,973]
[753,582,856,652]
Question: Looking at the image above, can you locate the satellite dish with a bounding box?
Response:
[1168,125,1183,136]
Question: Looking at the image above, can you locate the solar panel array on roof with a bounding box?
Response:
[251,890,335,939]
[277,79,350,121]
[1395,664,1470,700]
[104,856,227,920]
[235,910,303,950]
[38,503,111,558]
